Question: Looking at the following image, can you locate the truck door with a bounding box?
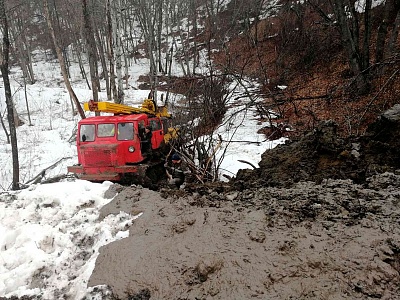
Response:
[149,118,164,149]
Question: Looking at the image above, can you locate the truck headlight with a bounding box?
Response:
[128,146,135,153]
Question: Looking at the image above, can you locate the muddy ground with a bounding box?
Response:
[88,105,400,299]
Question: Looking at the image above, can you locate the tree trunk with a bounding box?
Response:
[9,18,31,83]
[106,0,117,102]
[9,13,35,84]
[157,0,164,74]
[135,0,160,92]
[82,0,99,102]
[74,41,91,88]
[43,0,85,119]
[114,6,124,104]
[375,0,395,63]
[23,76,32,126]
[0,0,20,190]
[362,0,372,71]
[0,110,10,144]
[95,28,109,97]
[191,0,198,75]
[332,0,369,94]
[388,3,400,56]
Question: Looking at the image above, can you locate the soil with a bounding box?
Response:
[88,105,400,299]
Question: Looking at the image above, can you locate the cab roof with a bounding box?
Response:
[79,114,150,124]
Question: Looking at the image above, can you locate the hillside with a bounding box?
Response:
[199,1,400,138]
[1,1,400,299]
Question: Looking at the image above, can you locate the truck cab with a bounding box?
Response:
[69,114,165,181]
[68,99,174,182]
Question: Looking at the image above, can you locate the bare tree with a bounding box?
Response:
[9,8,36,84]
[113,0,124,103]
[388,9,400,55]
[132,0,167,101]
[106,0,118,102]
[0,0,19,190]
[95,26,111,99]
[330,0,371,94]
[82,0,99,102]
[43,0,86,119]
[375,0,400,63]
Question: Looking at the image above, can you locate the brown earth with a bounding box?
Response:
[235,104,400,189]
[88,105,400,299]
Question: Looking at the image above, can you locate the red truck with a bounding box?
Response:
[68,99,175,185]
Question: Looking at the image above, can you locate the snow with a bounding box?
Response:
[0,29,285,300]
[0,180,137,299]
[355,0,386,13]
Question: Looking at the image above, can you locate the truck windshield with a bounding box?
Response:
[80,124,95,142]
[118,123,134,140]
[98,123,115,137]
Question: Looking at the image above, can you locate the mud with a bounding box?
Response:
[88,172,400,299]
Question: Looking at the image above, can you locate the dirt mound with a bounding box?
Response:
[234,104,400,189]
[89,172,400,299]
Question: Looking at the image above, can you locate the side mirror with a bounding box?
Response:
[82,134,87,142]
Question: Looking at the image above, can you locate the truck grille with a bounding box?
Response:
[81,144,117,167]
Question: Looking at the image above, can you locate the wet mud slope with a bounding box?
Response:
[90,175,400,299]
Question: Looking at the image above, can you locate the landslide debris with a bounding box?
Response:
[89,172,400,300]
[234,104,400,189]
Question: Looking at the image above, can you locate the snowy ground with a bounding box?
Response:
[0,180,136,299]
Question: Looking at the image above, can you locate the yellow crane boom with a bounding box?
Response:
[84,99,171,118]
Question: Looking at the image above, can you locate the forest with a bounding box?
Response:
[0,0,399,190]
